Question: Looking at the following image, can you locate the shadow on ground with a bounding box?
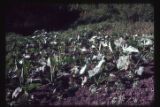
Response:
[5,3,81,35]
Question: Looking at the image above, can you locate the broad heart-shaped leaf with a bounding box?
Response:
[135,66,144,76]
[138,38,153,46]
[88,56,105,78]
[79,64,87,75]
[122,45,139,54]
[116,55,130,70]
[114,37,126,48]
[12,87,22,99]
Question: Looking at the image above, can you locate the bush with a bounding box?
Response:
[69,4,154,27]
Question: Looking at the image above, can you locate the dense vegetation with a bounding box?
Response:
[70,4,153,25]
[6,4,154,106]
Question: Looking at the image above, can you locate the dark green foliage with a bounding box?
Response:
[22,83,41,92]
[69,4,153,27]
